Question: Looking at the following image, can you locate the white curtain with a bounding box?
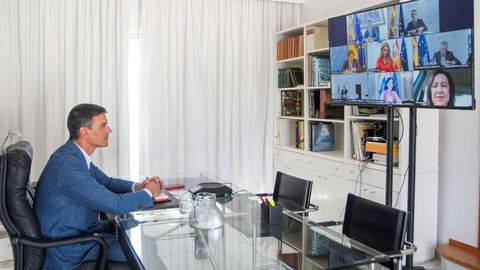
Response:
[0,0,130,180]
[138,0,300,192]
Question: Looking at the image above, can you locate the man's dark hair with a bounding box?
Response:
[67,104,107,140]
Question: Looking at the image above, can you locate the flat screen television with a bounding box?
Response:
[328,0,475,109]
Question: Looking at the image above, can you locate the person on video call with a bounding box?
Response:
[433,41,461,66]
[364,20,380,42]
[342,49,363,73]
[376,43,397,72]
[425,69,455,106]
[35,103,163,269]
[405,9,428,36]
[380,77,402,104]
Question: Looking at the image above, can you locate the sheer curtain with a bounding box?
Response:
[138,0,300,192]
[0,0,130,179]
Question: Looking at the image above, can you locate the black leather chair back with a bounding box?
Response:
[342,193,408,269]
[273,171,313,212]
[0,141,44,269]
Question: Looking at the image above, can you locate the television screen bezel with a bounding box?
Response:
[327,0,476,110]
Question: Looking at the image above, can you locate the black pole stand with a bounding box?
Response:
[405,108,424,270]
[385,107,423,269]
[385,106,394,206]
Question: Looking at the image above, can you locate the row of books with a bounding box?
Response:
[281,91,303,117]
[310,122,335,152]
[351,121,375,161]
[276,35,304,61]
[308,90,344,119]
[278,68,303,88]
[295,121,304,150]
[308,55,330,87]
[305,26,328,51]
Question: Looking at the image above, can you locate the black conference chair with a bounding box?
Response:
[0,141,107,270]
[341,193,413,270]
[259,171,318,213]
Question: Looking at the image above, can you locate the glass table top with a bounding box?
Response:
[116,173,389,270]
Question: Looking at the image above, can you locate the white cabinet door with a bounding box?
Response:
[305,169,348,224]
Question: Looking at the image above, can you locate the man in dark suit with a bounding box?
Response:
[35,103,162,269]
[433,41,461,66]
[405,9,428,36]
[364,20,380,42]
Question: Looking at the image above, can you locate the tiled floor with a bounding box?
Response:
[0,260,13,270]
[416,258,443,270]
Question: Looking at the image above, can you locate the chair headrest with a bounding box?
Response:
[5,140,33,159]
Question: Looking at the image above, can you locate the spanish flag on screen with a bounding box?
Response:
[390,6,397,38]
[394,39,401,70]
[412,36,419,67]
[348,43,359,60]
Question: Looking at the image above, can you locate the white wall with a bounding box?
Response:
[437,0,480,247]
[301,0,395,23]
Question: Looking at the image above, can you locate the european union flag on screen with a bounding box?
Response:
[378,77,386,96]
[354,14,363,44]
[418,34,431,66]
[398,5,405,37]
[392,72,399,92]
[400,38,409,71]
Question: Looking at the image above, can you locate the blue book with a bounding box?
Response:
[312,123,335,152]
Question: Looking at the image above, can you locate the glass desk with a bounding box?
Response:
[116,173,390,270]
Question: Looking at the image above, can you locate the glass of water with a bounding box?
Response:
[179,192,193,214]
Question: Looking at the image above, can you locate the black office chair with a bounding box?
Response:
[0,141,107,270]
[258,171,318,213]
[342,193,410,270]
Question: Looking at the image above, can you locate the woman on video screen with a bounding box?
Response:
[425,69,455,107]
[380,77,402,104]
[376,43,397,72]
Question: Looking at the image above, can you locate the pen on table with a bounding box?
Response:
[268,198,275,207]
[258,196,267,206]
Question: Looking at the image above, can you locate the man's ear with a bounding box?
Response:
[79,126,88,137]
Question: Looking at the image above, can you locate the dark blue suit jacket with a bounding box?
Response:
[34,140,153,269]
[364,26,379,41]
[406,19,428,35]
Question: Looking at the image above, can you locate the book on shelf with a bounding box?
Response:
[371,153,399,166]
[309,90,344,119]
[276,35,304,61]
[308,55,330,87]
[296,121,304,150]
[306,26,328,51]
[278,68,304,88]
[311,122,335,152]
[282,91,303,116]
[351,121,375,161]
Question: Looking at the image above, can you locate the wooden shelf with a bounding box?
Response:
[276,56,304,64]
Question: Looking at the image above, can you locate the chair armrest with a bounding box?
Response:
[14,233,107,270]
[309,203,319,211]
[313,220,343,227]
[383,241,417,259]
